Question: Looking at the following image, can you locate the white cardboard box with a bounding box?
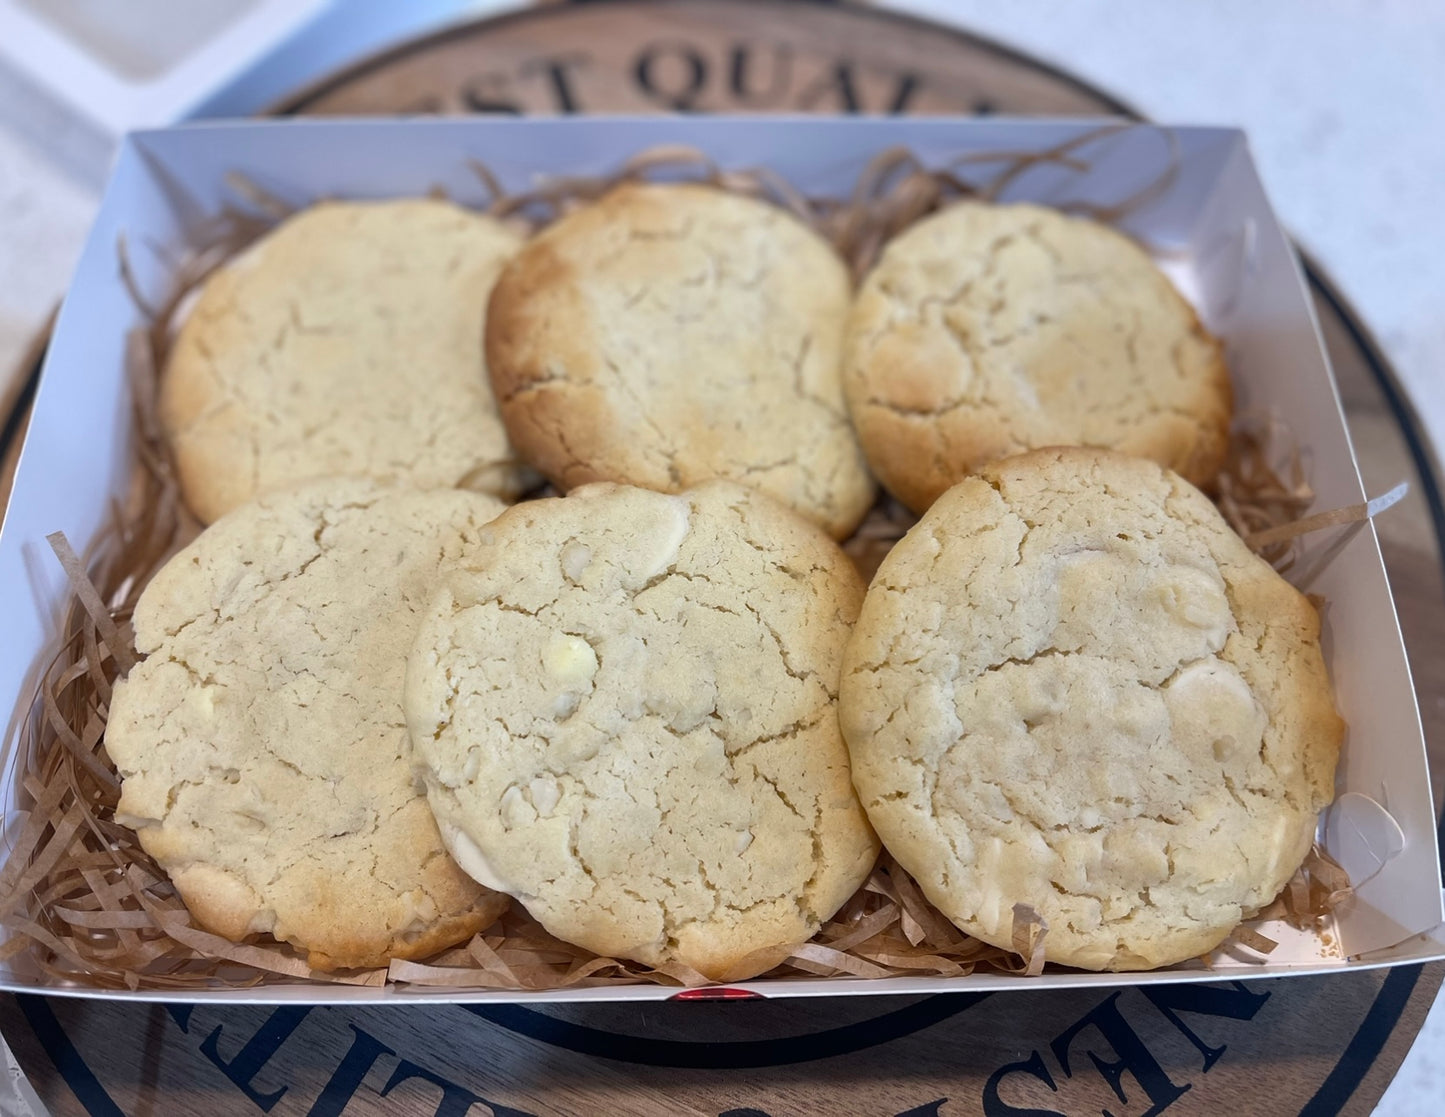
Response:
[0,117,1440,1004]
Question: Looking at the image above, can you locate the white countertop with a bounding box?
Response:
[0,2,1441,1112]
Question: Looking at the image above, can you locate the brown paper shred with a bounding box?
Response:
[386,960,515,989]
[1307,845,1352,895]
[222,170,297,221]
[115,234,161,320]
[461,931,516,979]
[7,915,133,980]
[52,906,157,930]
[1010,904,1050,977]
[1217,417,1406,586]
[857,951,969,979]
[42,688,117,791]
[1247,481,1408,550]
[34,863,123,912]
[1038,127,1180,226]
[818,904,899,954]
[2,804,88,911]
[80,607,113,708]
[1216,413,1316,568]
[1236,844,1352,948]
[1287,872,1314,919]
[1232,927,1280,956]
[0,936,32,964]
[897,905,927,948]
[466,159,506,207]
[46,533,136,675]
[0,784,70,895]
[842,495,919,583]
[1302,845,1354,912]
[785,944,895,981]
[886,859,973,951]
[141,903,373,986]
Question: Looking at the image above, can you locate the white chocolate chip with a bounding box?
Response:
[186,685,218,719]
[529,777,561,817]
[499,784,536,830]
[560,541,593,583]
[441,819,518,894]
[543,632,598,684]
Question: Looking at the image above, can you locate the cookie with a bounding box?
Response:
[844,201,1231,513]
[162,199,536,524]
[486,183,876,539]
[840,448,1342,971]
[405,481,880,981]
[106,480,511,970]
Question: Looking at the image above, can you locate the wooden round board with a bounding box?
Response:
[3,2,1443,1114]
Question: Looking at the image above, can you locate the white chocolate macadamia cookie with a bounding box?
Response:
[840,448,1342,971]
[162,199,535,524]
[106,480,511,970]
[486,183,876,539]
[845,202,1231,513]
[405,481,879,980]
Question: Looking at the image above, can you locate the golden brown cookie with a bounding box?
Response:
[162,199,535,524]
[405,481,879,981]
[106,480,511,969]
[840,448,1342,971]
[845,201,1231,512]
[486,183,876,539]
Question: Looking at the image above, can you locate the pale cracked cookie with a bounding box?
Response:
[405,481,880,981]
[845,201,1231,513]
[486,182,876,539]
[162,199,536,524]
[840,448,1343,971]
[106,480,512,970]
